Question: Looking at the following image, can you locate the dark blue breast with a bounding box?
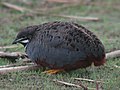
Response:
[26,41,86,68]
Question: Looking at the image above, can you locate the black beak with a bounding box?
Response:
[12,38,22,44]
[12,39,18,44]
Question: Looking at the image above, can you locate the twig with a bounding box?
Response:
[0,63,34,68]
[1,2,46,15]
[106,50,120,59]
[1,2,26,12]
[75,78,104,90]
[74,78,103,83]
[53,79,94,90]
[0,64,39,74]
[1,2,34,13]
[96,82,99,90]
[51,14,100,21]
[114,65,120,68]
[0,45,18,49]
[78,83,89,90]
[0,51,28,59]
[22,59,32,63]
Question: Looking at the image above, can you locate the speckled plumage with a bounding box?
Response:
[13,21,106,70]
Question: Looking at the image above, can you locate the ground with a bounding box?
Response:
[0,0,120,90]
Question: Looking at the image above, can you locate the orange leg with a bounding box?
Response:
[42,69,64,74]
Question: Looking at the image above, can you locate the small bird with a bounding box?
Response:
[12,21,106,74]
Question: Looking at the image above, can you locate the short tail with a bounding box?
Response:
[93,57,106,66]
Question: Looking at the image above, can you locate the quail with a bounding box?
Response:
[12,21,106,74]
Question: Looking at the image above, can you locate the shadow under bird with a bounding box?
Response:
[12,21,106,74]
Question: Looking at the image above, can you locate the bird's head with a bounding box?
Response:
[12,25,38,47]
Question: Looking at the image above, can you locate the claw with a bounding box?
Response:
[42,69,64,74]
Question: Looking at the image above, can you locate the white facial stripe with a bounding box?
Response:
[21,39,29,43]
[16,38,25,42]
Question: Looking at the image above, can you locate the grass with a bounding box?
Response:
[0,0,120,90]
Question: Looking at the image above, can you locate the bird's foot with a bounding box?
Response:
[42,69,64,74]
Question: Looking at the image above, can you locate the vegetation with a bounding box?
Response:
[0,0,120,90]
